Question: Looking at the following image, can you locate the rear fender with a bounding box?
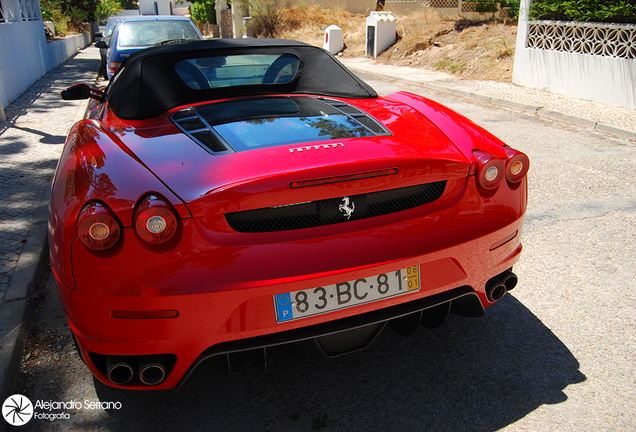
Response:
[49,119,191,290]
[385,91,508,161]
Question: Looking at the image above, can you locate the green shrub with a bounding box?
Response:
[41,0,103,34]
[500,0,520,19]
[475,1,498,14]
[530,0,636,23]
[247,0,292,37]
[41,0,68,34]
[117,0,138,9]
[50,10,69,35]
[66,0,96,23]
[190,0,217,25]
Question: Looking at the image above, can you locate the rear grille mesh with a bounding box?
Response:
[225,180,447,233]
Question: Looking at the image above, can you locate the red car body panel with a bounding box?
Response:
[51,40,528,390]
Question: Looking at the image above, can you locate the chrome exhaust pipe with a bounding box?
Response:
[499,269,518,292]
[106,356,135,384]
[485,269,518,302]
[138,355,167,386]
[485,277,507,302]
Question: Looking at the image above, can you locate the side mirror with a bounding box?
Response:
[61,84,90,100]
[95,40,108,49]
[61,84,104,101]
[94,31,103,38]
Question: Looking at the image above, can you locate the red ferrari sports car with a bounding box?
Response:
[52,39,528,390]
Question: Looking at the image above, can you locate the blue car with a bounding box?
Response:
[97,16,202,80]
[95,17,122,78]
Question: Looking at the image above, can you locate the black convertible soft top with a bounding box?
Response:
[106,38,378,120]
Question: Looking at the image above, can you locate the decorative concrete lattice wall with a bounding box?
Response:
[461,1,481,12]
[527,20,636,60]
[513,0,635,109]
[420,0,459,7]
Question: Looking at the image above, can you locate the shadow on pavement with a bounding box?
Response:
[0,58,99,128]
[91,294,585,432]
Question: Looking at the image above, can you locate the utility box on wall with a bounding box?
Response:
[366,11,396,58]
[324,25,344,55]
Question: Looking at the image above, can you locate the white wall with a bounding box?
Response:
[138,0,181,16]
[0,21,91,110]
[116,9,142,17]
[513,0,636,109]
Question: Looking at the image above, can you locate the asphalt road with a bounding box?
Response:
[12,75,636,431]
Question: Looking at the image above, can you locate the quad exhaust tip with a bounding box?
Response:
[138,357,167,386]
[106,356,136,385]
[105,354,171,386]
[485,269,518,302]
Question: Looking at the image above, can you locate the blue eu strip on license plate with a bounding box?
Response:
[274,266,420,323]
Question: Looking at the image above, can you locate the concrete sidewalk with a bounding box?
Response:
[0,43,634,411]
[0,44,100,407]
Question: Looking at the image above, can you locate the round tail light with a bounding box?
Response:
[473,151,505,189]
[133,195,178,244]
[504,147,530,183]
[77,202,121,250]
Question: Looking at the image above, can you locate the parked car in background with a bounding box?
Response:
[55,39,529,390]
[96,15,202,80]
[94,17,121,79]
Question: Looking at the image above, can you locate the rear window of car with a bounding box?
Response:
[105,19,118,37]
[175,54,300,89]
[117,21,199,47]
[171,96,391,154]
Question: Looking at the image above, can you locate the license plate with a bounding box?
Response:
[275,266,420,323]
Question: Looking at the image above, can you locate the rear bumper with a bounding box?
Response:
[54,214,523,390]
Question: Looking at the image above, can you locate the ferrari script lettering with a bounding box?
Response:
[289,143,345,153]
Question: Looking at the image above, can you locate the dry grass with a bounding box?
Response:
[277,4,364,48]
[277,5,518,82]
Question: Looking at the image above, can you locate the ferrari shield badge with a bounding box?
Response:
[339,197,355,219]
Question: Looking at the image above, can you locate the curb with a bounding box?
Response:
[536,108,597,129]
[594,122,636,140]
[0,187,50,410]
[346,66,636,141]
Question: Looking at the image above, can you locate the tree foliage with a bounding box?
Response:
[40,0,96,33]
[66,0,96,22]
[117,0,138,9]
[41,0,140,33]
[95,0,123,25]
[190,0,217,25]
[530,0,636,23]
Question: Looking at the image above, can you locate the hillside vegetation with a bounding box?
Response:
[276,5,518,82]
